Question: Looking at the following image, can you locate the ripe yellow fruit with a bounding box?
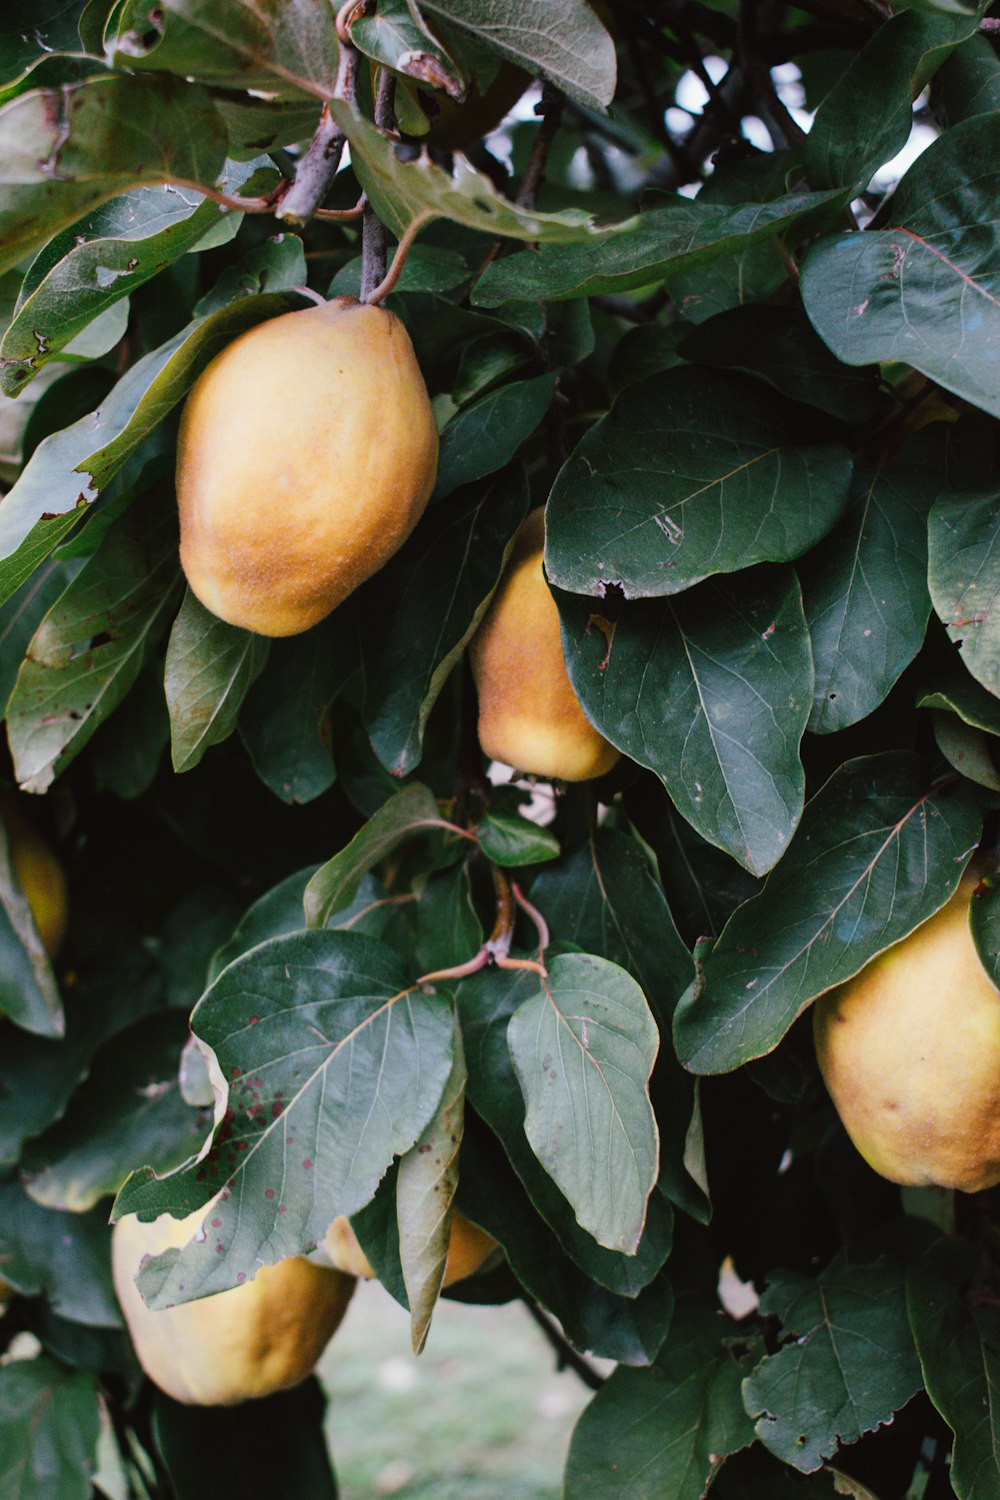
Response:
[468,508,620,781]
[813,873,1000,1192]
[176,297,438,638]
[321,1211,499,1286]
[0,793,68,960]
[112,1207,355,1405]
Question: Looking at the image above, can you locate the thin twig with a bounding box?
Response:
[364,211,436,305]
[522,1300,606,1390]
[275,102,347,226]
[313,193,367,221]
[360,69,395,302]
[517,84,565,209]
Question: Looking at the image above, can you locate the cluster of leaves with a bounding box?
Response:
[4,0,1000,1496]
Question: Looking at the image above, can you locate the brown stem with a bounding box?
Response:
[521,1300,606,1390]
[511,881,550,961]
[516,83,565,209]
[363,212,435,305]
[313,193,367,221]
[275,102,347,226]
[359,69,396,302]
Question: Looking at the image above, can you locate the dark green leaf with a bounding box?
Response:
[363,465,529,774]
[433,376,555,500]
[0,72,228,277]
[476,809,559,867]
[508,952,660,1254]
[907,1237,1000,1500]
[932,709,1000,789]
[745,1252,922,1471]
[564,1304,758,1499]
[0,1359,100,1500]
[0,810,63,1037]
[414,861,480,976]
[7,499,182,793]
[304,782,467,928]
[0,560,78,712]
[0,0,90,88]
[805,9,982,191]
[165,589,270,774]
[559,567,813,876]
[918,665,1000,733]
[348,0,462,94]
[545,369,852,599]
[803,452,937,734]
[929,489,1000,696]
[420,0,616,111]
[240,615,349,805]
[672,754,982,1074]
[801,113,1000,420]
[473,189,843,305]
[939,34,1000,121]
[678,307,882,424]
[969,874,1000,988]
[0,1181,119,1325]
[117,931,455,1307]
[21,1011,210,1212]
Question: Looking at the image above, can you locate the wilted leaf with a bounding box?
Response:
[508,952,659,1254]
[672,754,982,1074]
[545,368,852,599]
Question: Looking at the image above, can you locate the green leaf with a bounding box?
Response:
[397,1026,466,1354]
[907,1237,1000,1500]
[0,811,64,1037]
[117,930,455,1308]
[111,0,339,96]
[672,753,982,1074]
[678,306,882,425]
[507,952,660,1254]
[434,375,555,500]
[20,1011,210,1212]
[545,369,852,599]
[932,709,1000,789]
[476,809,560,867]
[564,1305,758,1499]
[801,113,1000,421]
[558,567,814,876]
[304,782,467,928]
[0,165,262,396]
[0,1359,100,1500]
[803,452,937,735]
[939,34,1000,121]
[0,1180,119,1325]
[420,0,616,111]
[0,558,77,715]
[460,961,673,1298]
[7,498,182,794]
[348,0,463,95]
[472,188,844,305]
[327,91,601,243]
[240,616,348,805]
[0,286,311,589]
[165,588,270,774]
[362,465,528,775]
[744,1253,922,1472]
[968,874,1000,988]
[151,1380,339,1500]
[929,489,1000,696]
[457,1120,674,1365]
[0,71,228,277]
[0,1,89,84]
[414,861,480,976]
[918,664,1000,732]
[805,8,982,191]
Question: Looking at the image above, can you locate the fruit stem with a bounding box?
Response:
[363,212,436,305]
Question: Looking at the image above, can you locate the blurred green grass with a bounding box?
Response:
[318,1280,596,1498]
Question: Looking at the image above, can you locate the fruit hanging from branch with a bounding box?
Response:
[813,872,1000,1192]
[176,297,438,638]
[469,508,619,782]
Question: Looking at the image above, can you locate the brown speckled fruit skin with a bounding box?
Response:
[176,297,438,638]
[813,873,1000,1192]
[469,508,620,782]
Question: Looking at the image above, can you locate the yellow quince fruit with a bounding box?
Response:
[113,1205,356,1405]
[176,297,438,638]
[813,872,1000,1192]
[321,1210,500,1286]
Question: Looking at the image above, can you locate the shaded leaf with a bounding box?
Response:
[304,782,468,928]
[434,376,555,500]
[115,931,455,1307]
[929,488,1000,696]
[0,0,90,88]
[165,588,270,774]
[564,1304,758,1500]
[0,1359,100,1500]
[907,1237,1000,1500]
[397,1026,466,1353]
[0,810,63,1037]
[745,1253,922,1472]
[414,861,480,977]
[0,559,77,714]
[558,567,813,876]
[473,188,844,305]
[362,465,528,775]
[476,809,559,867]
[932,710,1000,789]
[421,0,616,111]
[0,71,228,277]
[672,753,982,1074]
[508,952,660,1254]
[7,498,182,794]
[545,368,852,599]
[0,1180,119,1326]
[802,113,1000,420]
[919,664,1000,732]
